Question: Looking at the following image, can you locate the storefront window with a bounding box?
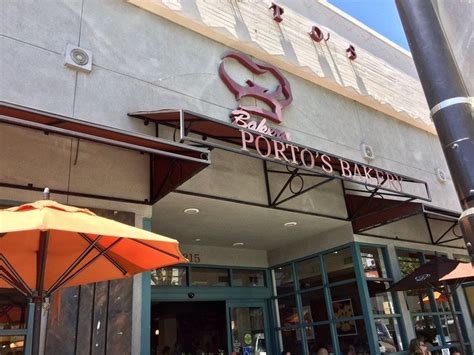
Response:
[404,288,432,313]
[367,281,395,315]
[376,318,402,353]
[276,295,299,327]
[300,289,328,323]
[274,265,294,295]
[191,268,229,286]
[297,257,322,289]
[151,267,187,286]
[0,335,25,354]
[324,248,355,283]
[335,319,369,353]
[413,315,441,347]
[330,283,362,317]
[360,246,388,279]
[306,324,333,354]
[278,328,303,355]
[232,269,265,287]
[397,250,421,277]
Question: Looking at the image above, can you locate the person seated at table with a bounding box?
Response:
[409,338,431,355]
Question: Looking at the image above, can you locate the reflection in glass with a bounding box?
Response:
[405,289,432,313]
[276,295,299,327]
[331,283,362,317]
[439,314,459,342]
[191,268,229,286]
[360,246,388,278]
[306,324,333,354]
[0,335,25,354]
[396,250,421,277]
[376,318,403,353]
[367,281,394,315]
[335,319,369,353]
[279,328,303,355]
[297,257,322,289]
[151,267,187,286]
[301,289,328,322]
[233,269,265,287]
[274,265,294,295]
[324,249,355,283]
[413,315,441,346]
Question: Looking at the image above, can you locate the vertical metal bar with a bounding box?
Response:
[263,160,272,206]
[352,243,380,355]
[320,253,340,355]
[396,0,474,259]
[140,217,152,355]
[424,214,435,244]
[24,303,35,355]
[444,282,466,355]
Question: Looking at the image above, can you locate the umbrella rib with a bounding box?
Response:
[48,239,123,295]
[0,266,29,294]
[128,239,180,260]
[78,233,127,275]
[0,274,29,297]
[46,235,104,294]
[0,254,33,295]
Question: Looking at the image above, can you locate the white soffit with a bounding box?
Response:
[152,191,348,251]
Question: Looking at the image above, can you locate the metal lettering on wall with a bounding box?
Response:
[239,129,405,193]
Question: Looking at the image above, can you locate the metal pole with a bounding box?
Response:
[395,0,474,262]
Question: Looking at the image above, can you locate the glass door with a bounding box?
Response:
[227,301,269,355]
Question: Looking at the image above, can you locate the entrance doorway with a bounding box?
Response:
[151,301,227,355]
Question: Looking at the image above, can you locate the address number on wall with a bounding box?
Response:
[183,253,201,263]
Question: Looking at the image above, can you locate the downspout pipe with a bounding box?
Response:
[395,0,474,261]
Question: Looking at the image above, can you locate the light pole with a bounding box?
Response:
[396,0,474,262]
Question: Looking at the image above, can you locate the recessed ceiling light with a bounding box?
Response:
[233,242,244,247]
[284,222,297,227]
[183,208,200,214]
[195,238,201,242]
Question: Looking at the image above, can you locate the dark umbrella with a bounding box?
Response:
[387,256,474,355]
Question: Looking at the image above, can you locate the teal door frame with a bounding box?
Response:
[226,299,272,355]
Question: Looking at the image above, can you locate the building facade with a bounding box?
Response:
[0,1,472,354]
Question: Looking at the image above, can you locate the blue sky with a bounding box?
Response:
[327,0,410,51]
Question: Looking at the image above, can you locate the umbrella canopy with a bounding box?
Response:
[0,199,187,298]
[387,256,474,292]
[387,256,473,355]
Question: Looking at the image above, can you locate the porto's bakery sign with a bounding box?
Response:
[218,51,405,193]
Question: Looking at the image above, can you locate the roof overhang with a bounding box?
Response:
[0,102,210,204]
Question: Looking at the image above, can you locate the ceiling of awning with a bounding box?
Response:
[346,194,462,245]
[0,102,210,204]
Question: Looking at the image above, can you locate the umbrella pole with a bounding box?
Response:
[443,282,466,355]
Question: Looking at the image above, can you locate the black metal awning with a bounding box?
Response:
[0,102,210,204]
[346,194,462,245]
[128,109,431,202]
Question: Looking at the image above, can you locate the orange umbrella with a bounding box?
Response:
[422,291,448,304]
[0,192,187,353]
